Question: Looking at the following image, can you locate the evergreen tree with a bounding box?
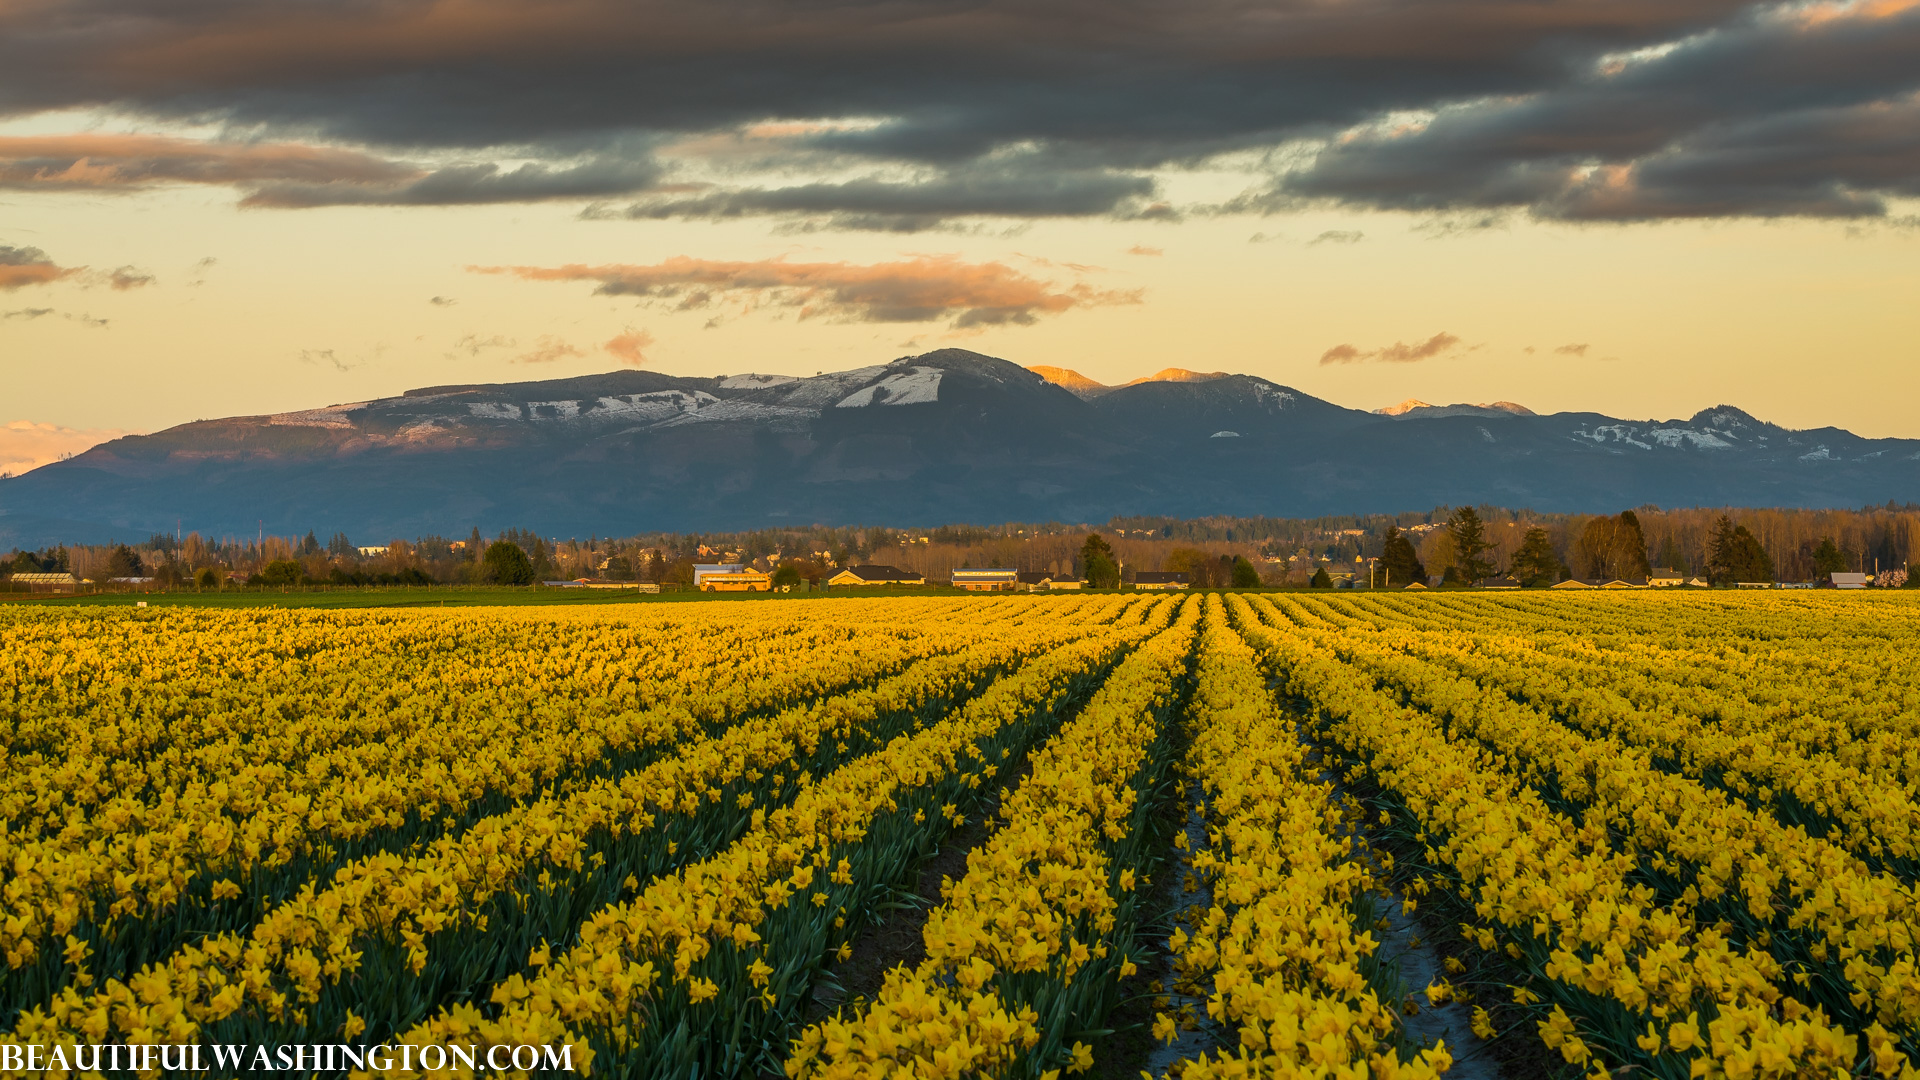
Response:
[1309,566,1332,589]
[327,532,354,558]
[1655,533,1686,573]
[482,541,536,585]
[528,537,555,581]
[1447,506,1493,584]
[1615,510,1652,579]
[1080,533,1120,589]
[1378,527,1426,588]
[1729,526,1775,583]
[1509,526,1560,587]
[1706,515,1738,585]
[1231,556,1261,588]
[465,527,483,562]
[647,549,666,583]
[1811,537,1848,578]
[299,531,322,556]
[105,545,144,579]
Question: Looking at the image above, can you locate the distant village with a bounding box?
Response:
[4,503,1916,594]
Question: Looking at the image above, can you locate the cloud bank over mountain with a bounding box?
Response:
[2,0,1914,227]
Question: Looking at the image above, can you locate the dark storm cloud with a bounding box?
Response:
[0,135,419,191]
[1270,2,1920,219]
[0,0,1742,145]
[0,134,661,207]
[241,154,664,207]
[0,0,1914,222]
[608,158,1160,232]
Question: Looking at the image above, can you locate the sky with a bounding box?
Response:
[2,0,1917,473]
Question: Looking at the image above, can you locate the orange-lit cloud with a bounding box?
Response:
[0,134,661,207]
[603,328,653,366]
[515,336,584,364]
[1126,245,1163,256]
[1320,331,1463,365]
[471,254,1141,328]
[0,420,137,475]
[0,246,76,290]
[0,134,419,191]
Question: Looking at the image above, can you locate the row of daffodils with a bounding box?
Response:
[783,594,1202,1079]
[2,602,1027,1008]
[2,597,1144,1061]
[389,597,1180,1077]
[7,589,1918,1078]
[1241,593,1911,1079]
[1161,598,1453,1080]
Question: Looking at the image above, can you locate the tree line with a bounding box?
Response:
[8,503,1916,589]
[1371,507,1884,587]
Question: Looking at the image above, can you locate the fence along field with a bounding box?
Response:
[2,591,1918,1078]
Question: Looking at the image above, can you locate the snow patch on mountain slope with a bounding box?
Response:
[653,400,817,428]
[1248,381,1294,409]
[836,367,943,407]
[1578,425,1654,450]
[270,403,366,427]
[1578,422,1748,452]
[718,373,799,389]
[1650,427,1734,449]
[460,390,815,430]
[588,391,718,421]
[466,403,524,421]
[769,366,891,408]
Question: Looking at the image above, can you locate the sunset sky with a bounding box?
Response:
[3,0,1917,472]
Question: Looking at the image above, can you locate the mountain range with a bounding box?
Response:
[3,349,1916,545]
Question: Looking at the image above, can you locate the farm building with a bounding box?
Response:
[1015,571,1056,592]
[950,568,1020,591]
[6,571,77,592]
[828,565,926,587]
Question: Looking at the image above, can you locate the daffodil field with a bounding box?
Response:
[4,591,1919,1079]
